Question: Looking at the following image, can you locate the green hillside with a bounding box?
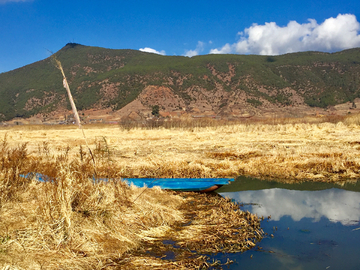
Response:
[1,43,360,121]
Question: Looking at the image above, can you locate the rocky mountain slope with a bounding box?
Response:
[1,43,360,123]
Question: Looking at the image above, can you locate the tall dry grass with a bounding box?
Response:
[3,119,359,182]
[344,112,360,125]
[3,112,360,268]
[117,113,348,130]
[0,138,184,268]
[0,136,262,269]
[3,111,360,268]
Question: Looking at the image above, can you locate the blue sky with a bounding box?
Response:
[1,0,360,73]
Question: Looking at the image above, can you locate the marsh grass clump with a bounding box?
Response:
[0,141,186,268]
[0,135,263,269]
[0,138,33,204]
[173,193,263,253]
[118,192,263,269]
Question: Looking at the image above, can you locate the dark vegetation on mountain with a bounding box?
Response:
[1,43,360,121]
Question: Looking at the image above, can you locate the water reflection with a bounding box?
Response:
[222,188,360,225]
[214,177,360,270]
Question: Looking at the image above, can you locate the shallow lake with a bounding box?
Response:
[214,176,360,270]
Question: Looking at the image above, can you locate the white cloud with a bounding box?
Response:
[210,14,360,55]
[139,47,166,55]
[0,0,32,3]
[184,49,198,57]
[210,43,233,54]
[184,41,205,57]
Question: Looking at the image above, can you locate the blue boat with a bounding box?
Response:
[19,173,234,192]
[123,178,234,192]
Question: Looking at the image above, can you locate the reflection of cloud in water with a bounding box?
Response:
[220,188,360,225]
[268,248,305,270]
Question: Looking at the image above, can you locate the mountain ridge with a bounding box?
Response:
[1,43,360,123]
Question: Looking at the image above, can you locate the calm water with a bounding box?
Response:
[214,176,360,270]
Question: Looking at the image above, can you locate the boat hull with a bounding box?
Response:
[123,178,234,192]
[19,173,234,192]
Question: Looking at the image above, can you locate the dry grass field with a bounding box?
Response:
[1,115,360,269]
[0,122,266,269]
[2,115,360,182]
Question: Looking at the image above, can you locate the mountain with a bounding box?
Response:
[1,43,360,122]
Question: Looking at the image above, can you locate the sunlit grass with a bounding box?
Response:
[2,115,360,182]
[2,114,360,268]
[0,133,263,269]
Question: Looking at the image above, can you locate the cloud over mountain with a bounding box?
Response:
[184,41,205,57]
[139,47,166,55]
[210,14,360,55]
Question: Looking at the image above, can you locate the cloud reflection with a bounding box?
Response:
[220,188,360,225]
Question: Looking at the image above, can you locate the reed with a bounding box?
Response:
[3,118,360,182]
[52,57,81,129]
[0,136,263,269]
[344,112,360,125]
[3,112,360,268]
[51,55,98,178]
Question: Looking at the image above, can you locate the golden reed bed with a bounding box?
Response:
[2,118,360,182]
[0,123,265,270]
[1,116,360,269]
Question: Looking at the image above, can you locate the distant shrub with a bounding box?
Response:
[151,105,160,117]
[247,98,263,107]
[266,56,276,62]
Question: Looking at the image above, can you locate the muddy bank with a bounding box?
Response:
[119,192,263,269]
